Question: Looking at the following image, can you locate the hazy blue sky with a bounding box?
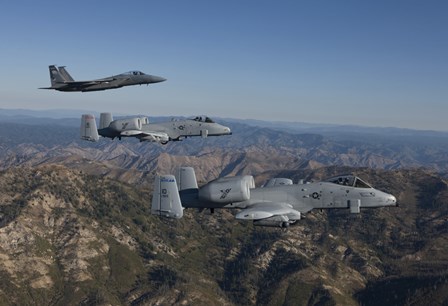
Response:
[0,1,447,130]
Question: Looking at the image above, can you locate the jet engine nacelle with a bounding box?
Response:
[199,175,254,204]
[139,116,149,125]
[109,118,143,132]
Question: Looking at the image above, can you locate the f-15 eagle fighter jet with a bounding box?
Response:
[40,65,165,92]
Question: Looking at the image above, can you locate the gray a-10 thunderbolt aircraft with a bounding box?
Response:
[151,167,397,228]
[81,113,231,144]
[39,65,166,92]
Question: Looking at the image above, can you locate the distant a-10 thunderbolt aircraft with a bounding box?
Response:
[40,65,166,92]
[81,113,231,144]
[151,167,397,228]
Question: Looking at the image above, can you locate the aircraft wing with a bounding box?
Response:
[92,77,117,83]
[120,130,169,143]
[39,81,101,90]
[91,76,132,85]
[59,78,117,86]
[235,202,301,221]
[120,130,144,136]
[51,75,121,87]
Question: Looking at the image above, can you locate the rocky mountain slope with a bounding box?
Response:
[1,120,448,181]
[0,165,447,305]
[1,114,448,304]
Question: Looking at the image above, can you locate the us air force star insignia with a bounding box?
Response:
[178,125,185,130]
[312,192,320,199]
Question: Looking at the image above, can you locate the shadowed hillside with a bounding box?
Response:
[0,165,447,305]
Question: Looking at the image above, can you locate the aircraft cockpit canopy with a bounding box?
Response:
[189,116,215,123]
[123,71,146,76]
[325,175,372,188]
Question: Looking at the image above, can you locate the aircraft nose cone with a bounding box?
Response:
[151,76,166,83]
[224,127,231,135]
[388,194,397,206]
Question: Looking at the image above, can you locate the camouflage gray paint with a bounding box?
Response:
[81,113,231,144]
[40,65,165,92]
[152,167,398,228]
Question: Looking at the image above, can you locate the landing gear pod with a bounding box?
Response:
[253,216,292,228]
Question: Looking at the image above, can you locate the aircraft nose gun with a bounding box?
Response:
[390,195,397,204]
[391,195,399,207]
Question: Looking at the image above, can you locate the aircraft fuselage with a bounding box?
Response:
[99,118,231,141]
[40,66,166,92]
[180,180,397,213]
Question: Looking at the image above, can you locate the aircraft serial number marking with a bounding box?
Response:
[161,178,175,183]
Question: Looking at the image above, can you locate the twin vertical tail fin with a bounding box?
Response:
[49,65,65,86]
[80,114,99,142]
[175,167,198,191]
[151,175,184,219]
[99,112,113,129]
[58,66,75,82]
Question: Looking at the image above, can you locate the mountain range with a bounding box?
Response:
[0,109,447,305]
[1,109,448,179]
